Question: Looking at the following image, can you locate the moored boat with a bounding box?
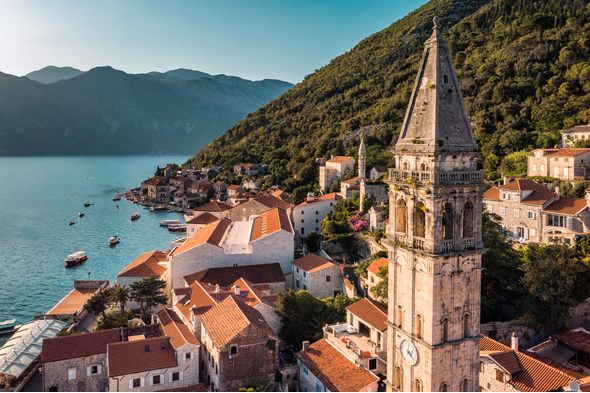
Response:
[69,221,75,226]
[113,196,121,201]
[168,224,187,232]
[0,319,21,335]
[108,236,120,246]
[78,211,85,217]
[83,202,91,207]
[130,213,140,221]
[160,219,182,227]
[64,251,87,266]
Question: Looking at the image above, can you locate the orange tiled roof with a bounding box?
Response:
[296,339,379,392]
[251,207,293,241]
[214,181,227,187]
[253,194,294,210]
[200,296,277,348]
[345,298,387,331]
[172,219,231,255]
[107,337,177,377]
[526,350,586,379]
[292,254,340,274]
[117,251,168,278]
[367,258,388,275]
[341,177,362,184]
[272,190,290,199]
[227,184,244,190]
[520,190,556,205]
[489,350,521,374]
[500,179,548,192]
[542,148,590,157]
[480,335,511,352]
[297,192,344,206]
[42,329,121,363]
[194,200,233,212]
[186,212,219,225]
[156,308,200,349]
[183,263,285,287]
[544,196,588,215]
[553,329,590,355]
[565,125,590,133]
[483,187,500,200]
[326,156,354,164]
[174,283,216,320]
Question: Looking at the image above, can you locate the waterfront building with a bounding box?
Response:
[226,194,294,222]
[527,148,590,181]
[384,17,485,391]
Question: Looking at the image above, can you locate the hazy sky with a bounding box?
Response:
[0,0,428,84]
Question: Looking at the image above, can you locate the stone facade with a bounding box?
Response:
[43,354,108,392]
[294,193,341,244]
[292,261,343,299]
[563,125,590,147]
[385,18,484,392]
[319,156,355,192]
[527,148,590,181]
[478,357,519,392]
[108,362,198,392]
[361,181,389,219]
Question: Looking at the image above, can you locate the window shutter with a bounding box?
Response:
[140,377,145,387]
[87,367,91,376]
[179,371,183,381]
[169,373,173,383]
[524,228,529,239]
[97,365,101,375]
[129,380,134,390]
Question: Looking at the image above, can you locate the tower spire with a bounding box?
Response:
[395,16,477,153]
[358,136,366,178]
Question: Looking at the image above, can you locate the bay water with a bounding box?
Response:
[0,155,189,345]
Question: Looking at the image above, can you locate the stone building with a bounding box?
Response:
[293,192,343,246]
[562,124,590,147]
[384,18,485,392]
[371,166,388,180]
[186,213,219,237]
[360,179,389,213]
[190,200,234,220]
[226,194,294,222]
[365,257,388,301]
[233,163,261,176]
[200,296,279,391]
[527,148,590,181]
[116,250,169,309]
[319,156,355,192]
[291,254,343,299]
[340,176,362,199]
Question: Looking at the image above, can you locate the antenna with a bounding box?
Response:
[569,381,580,392]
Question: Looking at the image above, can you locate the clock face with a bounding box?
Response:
[400,339,419,365]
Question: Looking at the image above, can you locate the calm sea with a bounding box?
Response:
[0,156,189,345]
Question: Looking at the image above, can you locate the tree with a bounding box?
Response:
[95,309,133,331]
[130,275,169,321]
[239,377,275,392]
[83,290,111,319]
[306,231,321,253]
[111,285,131,312]
[354,251,387,279]
[362,194,377,214]
[370,266,388,305]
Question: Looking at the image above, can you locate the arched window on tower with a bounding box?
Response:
[420,162,426,171]
[415,202,426,238]
[440,383,448,392]
[403,161,409,170]
[462,202,473,238]
[396,199,407,233]
[461,379,469,392]
[397,305,404,328]
[442,318,449,342]
[414,379,423,392]
[463,314,470,338]
[395,366,403,390]
[442,203,454,239]
[416,314,423,339]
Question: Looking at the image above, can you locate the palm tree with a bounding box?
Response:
[111,285,131,312]
[239,377,275,392]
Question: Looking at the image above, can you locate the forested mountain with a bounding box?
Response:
[188,0,590,187]
[25,66,85,84]
[0,67,293,155]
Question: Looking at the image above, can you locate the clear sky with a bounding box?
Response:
[0,0,429,84]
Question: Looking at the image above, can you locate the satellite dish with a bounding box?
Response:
[569,381,580,392]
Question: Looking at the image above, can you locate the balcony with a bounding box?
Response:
[462,238,475,250]
[441,240,454,253]
[388,169,483,185]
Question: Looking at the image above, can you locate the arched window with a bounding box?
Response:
[440,383,448,392]
[415,202,426,238]
[397,305,404,328]
[395,366,403,390]
[416,314,423,339]
[442,203,454,240]
[414,379,423,392]
[403,161,409,170]
[462,202,473,238]
[463,314,470,338]
[442,318,449,342]
[420,162,426,171]
[461,379,468,392]
[396,199,407,233]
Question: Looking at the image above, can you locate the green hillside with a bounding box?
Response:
[187,0,590,188]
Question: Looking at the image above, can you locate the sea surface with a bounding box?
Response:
[0,156,189,346]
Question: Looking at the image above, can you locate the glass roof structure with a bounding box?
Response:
[0,319,67,378]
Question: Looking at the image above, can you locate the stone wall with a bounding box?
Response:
[43,353,108,392]
[74,280,109,289]
[360,182,389,211]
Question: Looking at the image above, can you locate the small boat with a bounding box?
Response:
[113,196,121,201]
[0,319,21,335]
[168,224,187,232]
[69,221,75,226]
[65,251,88,266]
[150,207,155,212]
[108,236,120,246]
[160,219,182,227]
[78,211,85,217]
[83,202,91,207]
[130,213,140,221]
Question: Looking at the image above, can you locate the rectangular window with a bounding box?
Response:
[301,219,304,223]
[231,346,238,356]
[564,167,570,178]
[303,284,307,291]
[296,280,300,288]
[90,365,98,375]
[303,366,309,376]
[133,378,141,388]
[153,375,161,385]
[301,211,304,215]
[547,214,566,228]
[172,372,180,382]
[301,228,304,234]
[326,275,331,282]
[555,167,559,177]
[303,271,307,278]
[296,267,300,273]
[496,370,503,382]
[185,352,191,360]
[316,228,319,232]
[316,219,318,223]
[500,207,506,215]
[513,209,519,217]
[517,227,526,239]
[487,205,492,213]
[316,211,319,214]
[68,368,76,380]
[502,193,509,200]
[369,359,377,370]
[527,211,535,219]
[533,164,537,171]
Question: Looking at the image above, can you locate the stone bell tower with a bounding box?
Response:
[385,17,485,392]
[359,136,367,179]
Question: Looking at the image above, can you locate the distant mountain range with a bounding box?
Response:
[0,66,294,156]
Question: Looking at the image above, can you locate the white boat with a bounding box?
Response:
[160,219,182,227]
[78,211,85,217]
[108,236,120,246]
[0,319,21,335]
[130,213,140,220]
[149,207,155,212]
[65,251,87,266]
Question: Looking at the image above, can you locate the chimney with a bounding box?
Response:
[234,285,240,295]
[555,186,560,200]
[307,192,315,202]
[331,155,334,159]
[302,341,310,351]
[214,284,220,293]
[511,332,518,351]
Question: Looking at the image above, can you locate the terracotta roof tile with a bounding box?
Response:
[183,263,285,287]
[296,339,379,392]
[292,254,340,274]
[252,194,294,210]
[156,308,200,349]
[193,201,233,212]
[297,193,343,206]
[326,156,354,164]
[565,125,590,133]
[345,298,387,331]
[172,219,231,255]
[107,337,177,377]
[500,179,549,191]
[200,296,277,348]
[341,177,362,184]
[42,329,121,363]
[526,350,586,379]
[542,148,590,157]
[544,197,588,215]
[372,166,388,172]
[489,350,521,374]
[483,187,500,200]
[553,329,590,354]
[520,190,556,205]
[117,251,168,278]
[480,335,511,352]
[186,212,219,225]
[367,258,388,275]
[251,207,293,241]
